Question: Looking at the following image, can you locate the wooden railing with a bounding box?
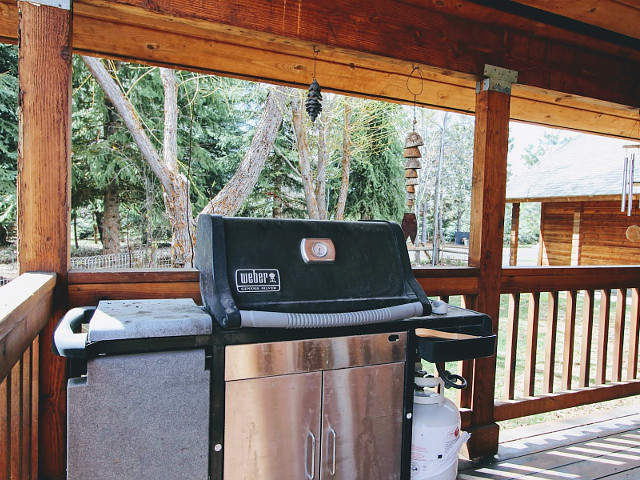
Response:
[0,266,632,471]
[415,266,640,428]
[0,273,56,480]
[66,266,640,429]
[495,266,640,422]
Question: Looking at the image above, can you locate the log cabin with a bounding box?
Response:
[507,134,640,266]
[0,1,639,478]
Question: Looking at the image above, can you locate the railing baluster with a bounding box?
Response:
[458,295,477,409]
[524,292,540,397]
[31,338,38,480]
[579,290,595,387]
[628,288,640,380]
[457,360,474,409]
[596,289,611,385]
[21,348,31,479]
[504,293,520,399]
[544,292,559,394]
[613,289,627,382]
[0,375,8,479]
[10,362,20,478]
[462,295,478,311]
[562,291,578,391]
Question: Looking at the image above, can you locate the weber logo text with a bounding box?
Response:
[236,269,280,292]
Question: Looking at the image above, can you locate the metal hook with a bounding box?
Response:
[312,46,320,79]
[406,64,424,132]
[406,64,424,97]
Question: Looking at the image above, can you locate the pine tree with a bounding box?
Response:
[345,101,405,221]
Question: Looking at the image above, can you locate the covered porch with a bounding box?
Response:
[1,0,639,479]
[460,404,640,479]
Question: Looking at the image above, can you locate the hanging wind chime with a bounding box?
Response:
[306,46,323,123]
[401,66,424,244]
[622,144,640,216]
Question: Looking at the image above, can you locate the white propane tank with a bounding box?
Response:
[410,376,469,480]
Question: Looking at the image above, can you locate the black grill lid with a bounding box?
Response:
[195,215,431,328]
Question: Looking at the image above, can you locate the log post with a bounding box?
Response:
[509,202,520,266]
[466,65,515,459]
[17,1,72,478]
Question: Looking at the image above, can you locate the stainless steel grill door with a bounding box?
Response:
[223,333,406,480]
[320,363,404,480]
[224,372,322,480]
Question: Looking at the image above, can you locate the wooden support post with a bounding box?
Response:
[570,206,583,266]
[17,2,72,478]
[509,203,520,266]
[466,67,514,459]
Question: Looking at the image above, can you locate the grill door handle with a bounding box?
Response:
[305,431,316,480]
[328,426,337,476]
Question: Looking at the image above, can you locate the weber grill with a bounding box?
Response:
[54,215,495,480]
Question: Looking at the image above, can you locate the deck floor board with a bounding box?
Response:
[458,405,640,479]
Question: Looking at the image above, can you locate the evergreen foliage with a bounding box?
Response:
[0,44,17,240]
[345,101,405,221]
[0,50,567,257]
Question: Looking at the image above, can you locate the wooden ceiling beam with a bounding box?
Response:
[92,0,640,107]
[510,0,640,41]
[0,0,637,137]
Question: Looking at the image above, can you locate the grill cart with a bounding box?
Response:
[54,215,495,480]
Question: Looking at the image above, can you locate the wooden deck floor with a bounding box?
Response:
[458,404,640,479]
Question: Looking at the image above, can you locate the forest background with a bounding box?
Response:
[0,44,571,270]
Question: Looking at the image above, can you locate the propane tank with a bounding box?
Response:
[410,376,469,480]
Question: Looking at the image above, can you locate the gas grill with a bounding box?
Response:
[54,215,495,480]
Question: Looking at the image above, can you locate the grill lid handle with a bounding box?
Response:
[239,302,424,328]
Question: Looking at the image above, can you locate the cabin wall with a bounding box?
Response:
[540,200,640,265]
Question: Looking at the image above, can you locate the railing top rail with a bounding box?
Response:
[0,272,56,382]
[501,265,640,294]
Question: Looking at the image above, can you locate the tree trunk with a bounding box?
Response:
[83,57,171,188]
[273,174,283,218]
[94,209,104,244]
[432,112,448,265]
[202,86,287,216]
[73,211,79,249]
[315,114,328,220]
[291,93,320,219]
[142,166,155,247]
[85,57,285,266]
[102,88,122,255]
[160,68,196,267]
[83,56,196,266]
[102,182,120,254]
[335,100,351,221]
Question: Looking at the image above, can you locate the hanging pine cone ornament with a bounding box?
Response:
[306,79,323,123]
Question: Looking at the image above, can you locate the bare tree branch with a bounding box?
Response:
[201,86,287,216]
[335,99,352,220]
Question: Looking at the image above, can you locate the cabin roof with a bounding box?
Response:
[506,135,638,203]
